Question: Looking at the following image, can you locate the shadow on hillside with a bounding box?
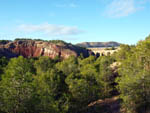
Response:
[86,96,122,113]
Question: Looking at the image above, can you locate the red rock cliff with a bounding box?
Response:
[0,40,94,59]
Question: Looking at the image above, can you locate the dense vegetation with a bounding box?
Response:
[0,55,116,113]
[0,36,150,113]
[0,40,10,44]
[116,36,150,113]
[14,38,67,44]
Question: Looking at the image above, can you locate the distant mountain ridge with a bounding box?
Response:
[76,41,121,48]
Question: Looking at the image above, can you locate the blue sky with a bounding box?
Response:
[0,0,150,44]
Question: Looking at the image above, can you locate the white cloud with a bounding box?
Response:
[69,3,78,8]
[56,3,77,8]
[17,23,83,36]
[56,4,66,8]
[105,0,136,18]
[49,12,55,17]
[104,0,150,18]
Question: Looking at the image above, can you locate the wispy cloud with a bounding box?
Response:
[56,3,77,8]
[17,23,83,36]
[105,0,149,18]
[49,12,55,17]
[105,0,136,18]
[69,3,78,8]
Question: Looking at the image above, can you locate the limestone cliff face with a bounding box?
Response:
[0,40,93,59]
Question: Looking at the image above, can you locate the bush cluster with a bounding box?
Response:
[0,55,116,113]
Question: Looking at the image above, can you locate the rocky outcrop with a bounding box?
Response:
[0,40,94,59]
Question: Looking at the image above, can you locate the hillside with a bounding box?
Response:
[76,41,121,48]
[0,39,94,59]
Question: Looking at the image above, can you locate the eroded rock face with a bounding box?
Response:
[0,40,94,59]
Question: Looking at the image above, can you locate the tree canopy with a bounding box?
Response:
[1,36,150,113]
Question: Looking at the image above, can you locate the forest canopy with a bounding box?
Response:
[0,36,150,113]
